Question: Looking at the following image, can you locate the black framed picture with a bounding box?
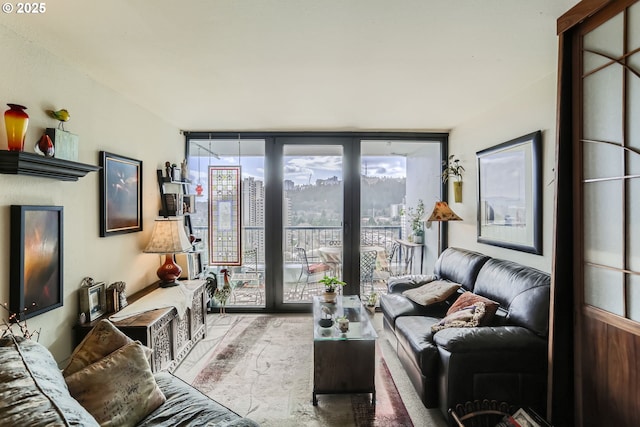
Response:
[476,131,542,254]
[100,151,143,237]
[10,205,64,320]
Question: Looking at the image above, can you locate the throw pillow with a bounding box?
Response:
[402,280,461,306]
[446,291,499,326]
[432,301,486,332]
[65,341,165,427]
[0,336,100,426]
[63,319,133,377]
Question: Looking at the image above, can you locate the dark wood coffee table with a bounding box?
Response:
[312,295,377,405]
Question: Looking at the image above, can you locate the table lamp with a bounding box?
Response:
[427,201,462,256]
[144,217,193,287]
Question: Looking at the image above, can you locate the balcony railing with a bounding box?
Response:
[194,225,405,305]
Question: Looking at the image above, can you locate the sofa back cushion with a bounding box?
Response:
[434,247,490,291]
[0,336,99,426]
[473,258,550,337]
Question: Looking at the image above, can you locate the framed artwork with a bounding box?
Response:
[79,280,106,322]
[100,151,143,237]
[209,166,241,266]
[10,205,64,320]
[476,131,542,254]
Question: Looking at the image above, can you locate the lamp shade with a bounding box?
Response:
[427,201,462,222]
[144,218,192,254]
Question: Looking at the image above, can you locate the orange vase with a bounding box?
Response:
[4,104,29,151]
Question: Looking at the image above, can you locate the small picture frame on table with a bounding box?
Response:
[79,281,106,322]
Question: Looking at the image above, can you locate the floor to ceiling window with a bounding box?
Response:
[185,132,447,312]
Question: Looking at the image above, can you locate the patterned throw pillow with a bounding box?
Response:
[63,319,133,377]
[65,341,166,427]
[402,280,461,306]
[432,301,486,332]
[446,291,499,326]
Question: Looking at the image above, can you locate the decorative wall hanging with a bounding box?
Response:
[476,131,542,254]
[100,151,143,237]
[10,205,64,320]
[209,166,241,266]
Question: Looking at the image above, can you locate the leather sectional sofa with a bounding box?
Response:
[380,247,550,419]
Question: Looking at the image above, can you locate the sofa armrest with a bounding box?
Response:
[433,325,546,353]
[387,274,437,294]
[434,326,548,417]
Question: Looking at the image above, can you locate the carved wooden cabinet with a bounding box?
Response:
[75,280,208,372]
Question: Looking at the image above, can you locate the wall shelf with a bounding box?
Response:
[0,150,100,181]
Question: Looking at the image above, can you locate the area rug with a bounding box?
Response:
[191,315,413,427]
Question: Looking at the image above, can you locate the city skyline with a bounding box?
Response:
[188,155,407,188]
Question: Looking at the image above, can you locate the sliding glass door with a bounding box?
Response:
[186,132,446,312]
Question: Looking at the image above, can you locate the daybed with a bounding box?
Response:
[380,247,550,419]
[0,319,258,427]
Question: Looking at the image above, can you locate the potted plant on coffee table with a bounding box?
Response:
[319,275,346,303]
[364,292,378,314]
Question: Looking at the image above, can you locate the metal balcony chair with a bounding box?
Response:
[386,241,402,277]
[294,246,331,300]
[360,250,377,296]
[231,248,263,304]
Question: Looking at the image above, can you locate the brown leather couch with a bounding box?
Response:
[380,247,550,420]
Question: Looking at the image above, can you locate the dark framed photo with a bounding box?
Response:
[79,281,106,322]
[476,131,542,254]
[100,151,143,237]
[10,205,64,320]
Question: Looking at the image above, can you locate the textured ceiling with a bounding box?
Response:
[0,0,578,131]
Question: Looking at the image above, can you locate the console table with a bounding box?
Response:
[74,280,208,372]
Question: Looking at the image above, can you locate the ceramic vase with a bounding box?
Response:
[337,318,349,333]
[4,104,29,151]
[453,181,463,203]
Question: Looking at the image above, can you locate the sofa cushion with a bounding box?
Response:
[139,371,260,426]
[394,316,441,374]
[387,274,437,294]
[447,291,499,326]
[433,247,490,291]
[432,302,486,332]
[381,293,450,330]
[65,341,165,427]
[0,336,99,427]
[402,280,461,306]
[63,318,133,377]
[473,258,550,336]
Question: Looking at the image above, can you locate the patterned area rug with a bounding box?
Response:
[191,315,413,427]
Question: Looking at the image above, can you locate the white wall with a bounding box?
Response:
[447,73,557,273]
[0,26,184,363]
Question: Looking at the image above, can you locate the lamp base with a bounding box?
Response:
[156,254,182,286]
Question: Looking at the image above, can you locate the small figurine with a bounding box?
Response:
[215,269,232,316]
[181,159,189,181]
[46,108,70,131]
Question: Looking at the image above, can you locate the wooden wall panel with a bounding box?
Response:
[581,314,640,427]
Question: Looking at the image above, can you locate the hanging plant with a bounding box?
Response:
[442,155,465,183]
